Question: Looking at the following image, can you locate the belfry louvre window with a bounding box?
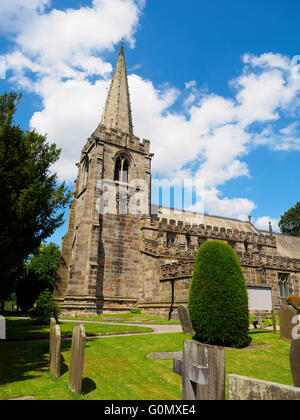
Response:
[278,273,290,298]
[114,155,129,183]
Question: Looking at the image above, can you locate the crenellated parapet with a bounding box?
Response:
[141,216,277,256]
[160,253,300,280]
[237,252,300,272]
[160,261,194,280]
[92,124,151,155]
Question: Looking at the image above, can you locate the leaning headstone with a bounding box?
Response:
[49,318,61,378]
[177,306,194,335]
[0,316,6,340]
[69,323,86,395]
[290,338,300,387]
[279,305,298,343]
[173,341,225,400]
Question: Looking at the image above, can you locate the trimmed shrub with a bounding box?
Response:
[188,241,251,348]
[286,295,300,310]
[130,308,141,314]
[32,290,61,325]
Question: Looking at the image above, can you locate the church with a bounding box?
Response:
[54,45,300,319]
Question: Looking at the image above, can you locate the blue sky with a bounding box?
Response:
[0,0,300,246]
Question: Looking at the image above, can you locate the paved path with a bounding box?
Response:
[0,319,183,344]
[61,319,183,335]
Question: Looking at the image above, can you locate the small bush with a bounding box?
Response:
[32,290,61,325]
[189,241,251,349]
[130,308,141,314]
[286,295,300,310]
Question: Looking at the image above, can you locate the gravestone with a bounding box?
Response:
[69,323,86,395]
[0,316,6,340]
[228,374,300,400]
[177,306,194,335]
[49,318,61,378]
[173,341,225,400]
[290,338,300,388]
[279,305,298,343]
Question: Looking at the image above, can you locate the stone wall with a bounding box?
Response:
[138,216,300,318]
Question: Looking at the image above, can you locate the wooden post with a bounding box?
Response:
[272,310,277,333]
[173,340,225,400]
[258,313,263,329]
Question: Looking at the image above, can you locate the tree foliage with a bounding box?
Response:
[16,243,61,312]
[279,202,300,237]
[0,92,71,302]
[188,241,251,349]
[32,289,61,325]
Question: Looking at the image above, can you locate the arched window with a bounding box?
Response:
[279,273,291,298]
[114,155,129,183]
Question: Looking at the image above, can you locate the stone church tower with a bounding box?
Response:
[55,45,153,315]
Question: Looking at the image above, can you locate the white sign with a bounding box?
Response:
[247,287,273,311]
[0,316,6,340]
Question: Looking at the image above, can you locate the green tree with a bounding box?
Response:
[188,241,251,349]
[32,289,61,325]
[16,243,61,312]
[0,92,71,309]
[279,202,300,237]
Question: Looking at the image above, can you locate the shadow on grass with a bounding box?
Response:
[0,341,50,386]
[249,330,274,336]
[0,338,93,387]
[82,378,97,395]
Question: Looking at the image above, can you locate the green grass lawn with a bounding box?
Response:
[0,329,294,400]
[5,319,152,340]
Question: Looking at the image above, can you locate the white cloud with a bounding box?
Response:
[5,0,144,82]
[254,217,280,233]
[190,187,257,221]
[0,0,50,33]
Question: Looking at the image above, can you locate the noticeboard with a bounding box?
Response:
[247,287,273,311]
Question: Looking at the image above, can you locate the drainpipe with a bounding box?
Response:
[168,279,175,321]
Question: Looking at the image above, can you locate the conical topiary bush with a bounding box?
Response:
[188,240,251,348]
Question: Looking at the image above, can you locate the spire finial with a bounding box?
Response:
[120,38,124,54]
[269,220,273,235]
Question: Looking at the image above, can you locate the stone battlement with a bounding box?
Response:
[92,124,151,155]
[142,216,276,248]
[160,253,300,280]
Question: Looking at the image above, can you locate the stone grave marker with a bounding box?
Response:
[173,340,225,400]
[228,375,300,400]
[177,306,194,335]
[290,338,300,388]
[0,316,6,340]
[69,323,86,395]
[279,305,298,343]
[49,318,61,378]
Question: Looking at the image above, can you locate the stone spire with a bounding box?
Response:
[101,43,133,136]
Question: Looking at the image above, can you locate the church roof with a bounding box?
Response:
[101,43,133,136]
